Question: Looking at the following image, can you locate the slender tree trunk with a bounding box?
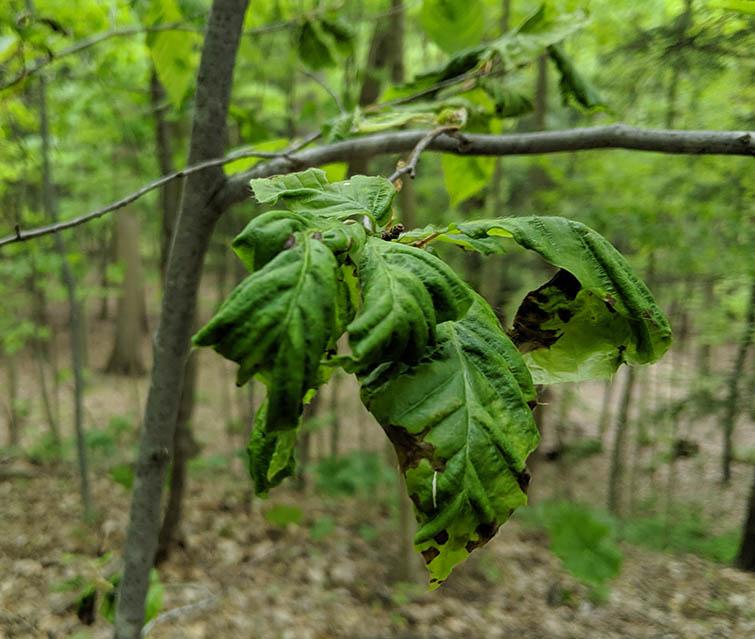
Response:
[697,278,714,377]
[628,369,649,514]
[597,379,614,441]
[329,371,341,457]
[114,2,248,636]
[346,14,392,177]
[98,238,110,320]
[736,467,755,572]
[608,367,636,516]
[106,210,147,375]
[151,70,182,282]
[5,357,20,448]
[155,351,199,564]
[38,74,92,519]
[296,394,319,493]
[34,342,60,444]
[722,280,755,484]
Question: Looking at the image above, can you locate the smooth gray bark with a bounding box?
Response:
[113,1,249,637]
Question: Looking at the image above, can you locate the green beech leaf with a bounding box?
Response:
[247,400,299,495]
[454,216,672,381]
[441,155,495,207]
[250,169,396,226]
[297,18,337,69]
[347,238,473,366]
[297,16,354,69]
[492,7,587,69]
[232,210,314,272]
[141,0,201,107]
[397,223,505,255]
[193,234,340,431]
[360,297,539,586]
[420,0,486,54]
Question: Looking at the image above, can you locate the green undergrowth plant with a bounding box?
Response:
[518,500,623,600]
[193,168,671,588]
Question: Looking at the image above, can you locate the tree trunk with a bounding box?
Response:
[597,379,614,441]
[736,467,755,572]
[346,14,392,177]
[329,371,341,458]
[608,366,636,516]
[114,2,248,636]
[722,279,755,484]
[155,351,199,564]
[5,356,20,448]
[106,210,147,376]
[151,70,182,282]
[38,73,92,519]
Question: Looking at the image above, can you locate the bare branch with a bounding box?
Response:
[0,134,320,248]
[1,24,195,91]
[387,125,460,183]
[219,124,754,210]
[1,125,751,248]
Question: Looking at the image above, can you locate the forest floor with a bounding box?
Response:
[1,459,755,639]
[2,306,754,639]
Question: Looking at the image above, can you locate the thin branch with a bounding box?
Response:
[0,134,320,248]
[1,125,751,248]
[387,125,460,182]
[299,68,346,114]
[1,24,195,91]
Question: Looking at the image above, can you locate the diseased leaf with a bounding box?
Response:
[250,169,396,226]
[420,0,486,54]
[247,400,299,495]
[360,297,539,586]
[232,210,314,272]
[193,234,340,431]
[347,238,473,366]
[454,216,672,380]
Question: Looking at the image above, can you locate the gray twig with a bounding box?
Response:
[387,125,460,183]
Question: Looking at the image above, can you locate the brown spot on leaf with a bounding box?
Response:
[516,468,531,493]
[382,424,441,472]
[422,547,440,564]
[511,270,581,352]
[434,530,449,545]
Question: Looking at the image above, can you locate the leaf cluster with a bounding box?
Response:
[193,168,670,585]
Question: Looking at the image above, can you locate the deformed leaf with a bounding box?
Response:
[232,210,314,272]
[347,238,473,366]
[360,297,539,586]
[250,168,396,226]
[454,216,672,380]
[247,400,299,495]
[193,234,340,431]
